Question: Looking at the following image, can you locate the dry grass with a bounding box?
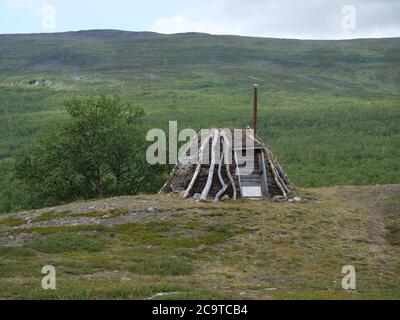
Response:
[0,185,399,300]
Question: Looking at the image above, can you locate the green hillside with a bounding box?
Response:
[1,30,400,212]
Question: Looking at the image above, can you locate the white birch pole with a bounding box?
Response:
[200,129,220,201]
[183,130,215,198]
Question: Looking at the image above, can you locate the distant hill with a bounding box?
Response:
[1,30,400,90]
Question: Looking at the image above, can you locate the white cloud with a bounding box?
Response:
[151,15,242,35]
[6,0,57,31]
[6,0,42,9]
[149,0,400,39]
[4,0,400,39]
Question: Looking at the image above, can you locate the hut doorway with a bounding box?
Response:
[234,147,269,199]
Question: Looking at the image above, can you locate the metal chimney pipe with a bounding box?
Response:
[253,84,258,137]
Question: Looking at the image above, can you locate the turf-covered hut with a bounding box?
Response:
[160,128,293,202]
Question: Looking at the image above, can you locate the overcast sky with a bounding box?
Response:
[1,0,399,39]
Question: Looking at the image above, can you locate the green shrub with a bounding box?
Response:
[129,256,194,276]
[0,246,35,257]
[27,234,105,253]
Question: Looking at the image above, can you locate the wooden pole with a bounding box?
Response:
[253,84,258,137]
[200,130,220,201]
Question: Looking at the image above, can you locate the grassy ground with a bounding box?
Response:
[0,185,399,300]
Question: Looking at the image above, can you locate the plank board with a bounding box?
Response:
[241,186,263,198]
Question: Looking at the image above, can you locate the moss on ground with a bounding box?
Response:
[26,234,106,254]
[128,255,194,276]
[0,216,26,227]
